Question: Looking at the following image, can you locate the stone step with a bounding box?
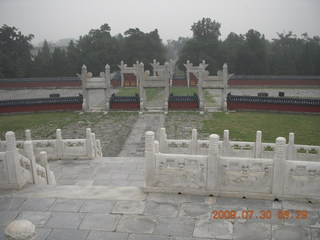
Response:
[4,184,146,201]
[205,107,222,112]
[146,107,164,112]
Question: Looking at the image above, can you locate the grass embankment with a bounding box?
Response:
[1,111,319,146]
[0,112,78,139]
[202,112,320,145]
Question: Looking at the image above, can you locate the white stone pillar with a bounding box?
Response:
[40,151,56,185]
[105,64,111,111]
[81,64,89,111]
[272,137,287,196]
[5,220,36,240]
[208,134,219,191]
[25,129,32,141]
[164,62,170,113]
[5,131,24,188]
[191,129,198,155]
[287,133,295,160]
[55,129,63,159]
[222,130,229,156]
[254,131,262,158]
[92,133,97,158]
[154,140,160,153]
[119,61,125,88]
[24,141,39,185]
[145,131,155,187]
[159,128,167,153]
[198,64,205,112]
[86,128,94,159]
[222,63,229,112]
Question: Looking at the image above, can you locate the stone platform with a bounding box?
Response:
[0,113,319,239]
[0,156,319,240]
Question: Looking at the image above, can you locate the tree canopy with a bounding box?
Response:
[0,20,319,78]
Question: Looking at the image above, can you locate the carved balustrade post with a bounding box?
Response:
[272,137,287,196]
[208,134,220,192]
[145,131,155,187]
[24,141,39,184]
[5,131,23,187]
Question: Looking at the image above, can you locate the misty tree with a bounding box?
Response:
[166,37,189,61]
[123,28,165,70]
[0,24,34,77]
[33,39,52,77]
[178,18,224,74]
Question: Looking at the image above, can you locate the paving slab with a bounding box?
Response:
[116,215,157,234]
[272,225,311,240]
[0,197,25,210]
[233,222,272,240]
[47,229,89,240]
[45,212,85,229]
[310,228,320,240]
[35,228,52,240]
[49,199,84,212]
[79,213,119,231]
[179,203,212,219]
[111,200,147,215]
[129,233,170,240]
[145,201,180,217]
[193,219,233,239]
[154,217,196,237]
[80,199,115,213]
[86,231,129,240]
[19,198,55,211]
[16,211,52,227]
[0,211,20,227]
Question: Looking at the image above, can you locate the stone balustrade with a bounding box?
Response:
[0,131,56,189]
[1,128,102,161]
[145,128,320,202]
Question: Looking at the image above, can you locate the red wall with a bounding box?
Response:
[0,103,82,114]
[169,102,199,109]
[0,81,81,88]
[172,79,187,86]
[227,102,320,113]
[228,79,320,86]
[110,102,139,109]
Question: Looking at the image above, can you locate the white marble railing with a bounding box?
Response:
[159,128,320,161]
[145,129,320,202]
[3,128,102,160]
[0,132,56,189]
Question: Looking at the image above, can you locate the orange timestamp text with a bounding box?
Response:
[212,210,309,220]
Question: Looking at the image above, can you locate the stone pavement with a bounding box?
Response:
[119,114,165,157]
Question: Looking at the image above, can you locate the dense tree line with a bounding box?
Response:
[0,20,319,78]
[177,18,320,75]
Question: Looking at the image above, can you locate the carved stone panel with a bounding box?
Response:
[154,154,208,190]
[218,157,274,193]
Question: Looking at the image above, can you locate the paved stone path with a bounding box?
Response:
[119,114,165,157]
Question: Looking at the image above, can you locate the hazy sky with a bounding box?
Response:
[1,0,319,45]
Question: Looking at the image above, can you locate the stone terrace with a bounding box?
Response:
[0,113,320,239]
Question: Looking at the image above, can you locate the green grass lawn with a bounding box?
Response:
[202,112,320,145]
[1,111,319,146]
[116,88,140,96]
[0,112,79,139]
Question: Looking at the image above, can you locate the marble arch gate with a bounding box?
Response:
[138,61,170,113]
[184,60,231,112]
[78,64,111,111]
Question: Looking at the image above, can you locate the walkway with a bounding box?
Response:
[119,114,165,157]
